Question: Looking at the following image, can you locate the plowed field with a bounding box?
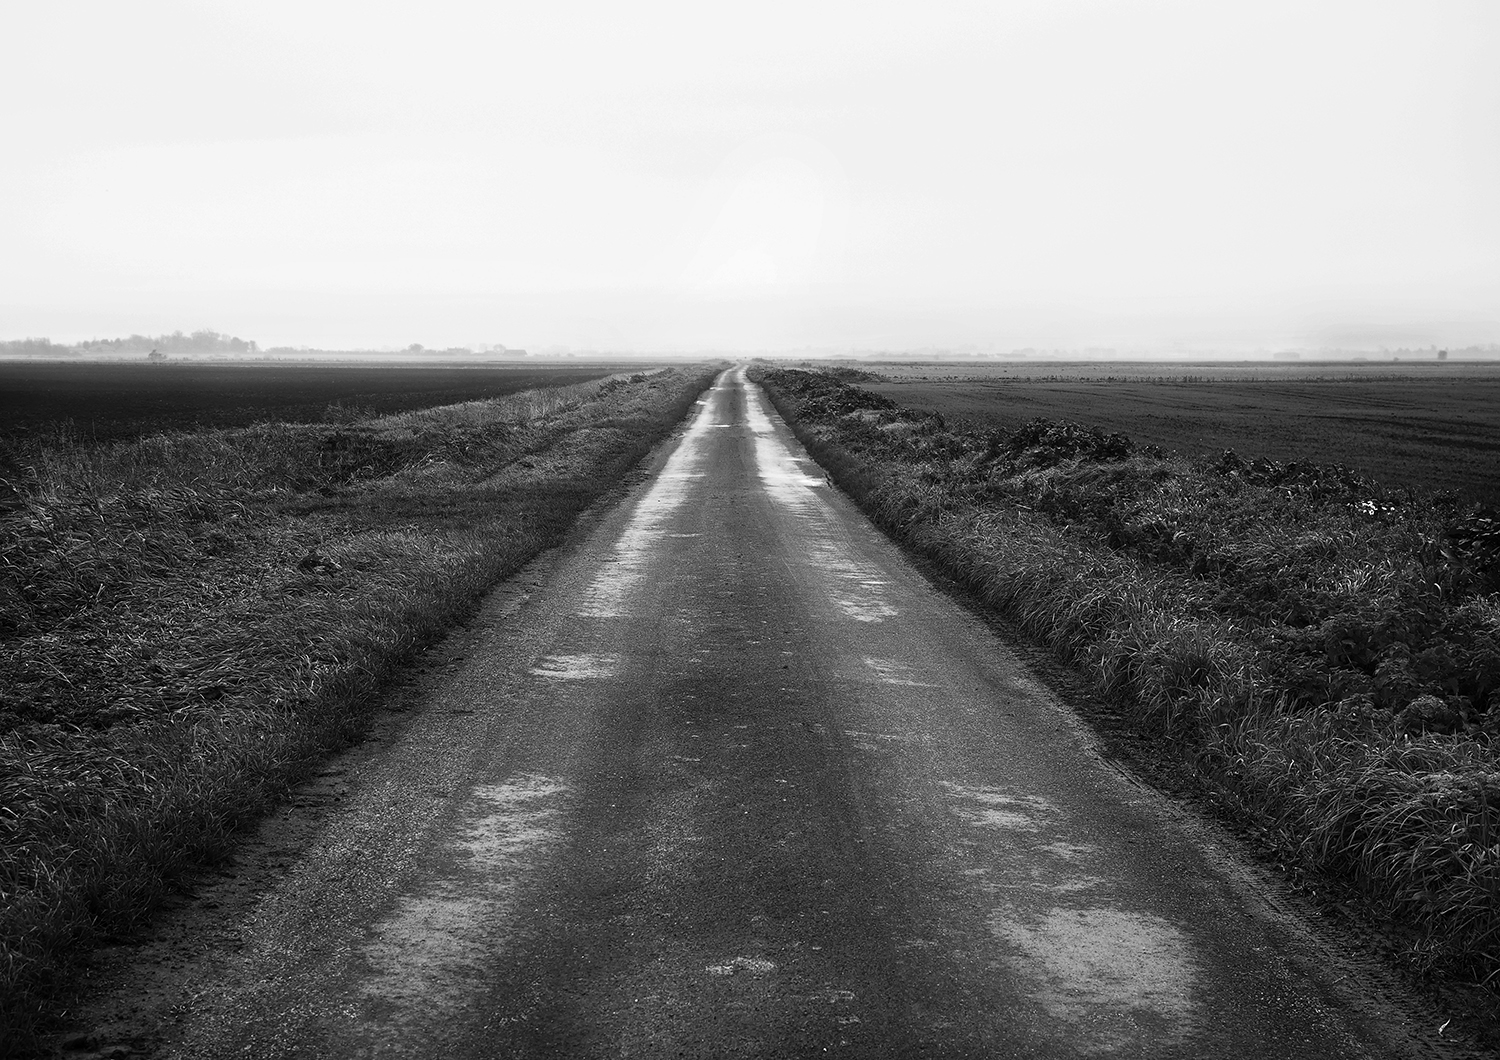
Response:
[863,364,1500,503]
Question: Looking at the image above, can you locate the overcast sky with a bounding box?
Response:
[3,1,1497,352]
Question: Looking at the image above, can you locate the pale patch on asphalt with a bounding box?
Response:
[530,653,619,680]
[741,376,826,503]
[842,728,916,742]
[740,373,900,624]
[355,775,568,1030]
[942,783,1056,831]
[706,956,778,977]
[1040,840,1097,861]
[1008,674,1051,697]
[991,906,1197,1054]
[578,377,723,618]
[863,656,936,687]
[812,546,899,622]
[943,780,1199,1052]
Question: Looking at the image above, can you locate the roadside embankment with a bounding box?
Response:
[752,366,1500,986]
[0,366,719,1046]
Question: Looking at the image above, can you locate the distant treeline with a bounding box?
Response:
[0,330,259,356]
[259,343,524,358]
[826,344,1500,361]
[0,333,527,358]
[80,330,259,354]
[1274,345,1500,361]
[0,338,74,357]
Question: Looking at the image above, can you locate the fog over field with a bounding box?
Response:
[3,1,1498,355]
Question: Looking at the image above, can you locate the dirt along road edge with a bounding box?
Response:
[45,368,1484,1059]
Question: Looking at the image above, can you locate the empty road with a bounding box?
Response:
[70,368,1460,1059]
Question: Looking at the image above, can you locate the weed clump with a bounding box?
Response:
[754,366,1500,983]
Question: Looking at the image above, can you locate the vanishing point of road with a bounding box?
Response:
[79,369,1465,1059]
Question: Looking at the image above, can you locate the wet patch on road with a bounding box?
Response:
[940,781,1202,1054]
[942,783,1058,832]
[741,372,900,625]
[992,906,1196,1055]
[818,556,899,622]
[705,956,779,977]
[578,382,723,618]
[354,775,569,1036]
[530,653,620,680]
[741,373,827,505]
[862,656,937,687]
[841,728,919,743]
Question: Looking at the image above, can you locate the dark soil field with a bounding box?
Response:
[0,362,639,444]
[859,362,1500,504]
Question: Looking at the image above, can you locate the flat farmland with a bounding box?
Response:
[0,361,641,443]
[862,362,1500,503]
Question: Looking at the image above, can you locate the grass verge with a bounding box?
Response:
[0,366,719,1049]
[752,366,1500,987]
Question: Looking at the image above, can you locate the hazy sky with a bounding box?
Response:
[4,1,1497,352]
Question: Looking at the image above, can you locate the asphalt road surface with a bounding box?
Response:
[69,368,1467,1059]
